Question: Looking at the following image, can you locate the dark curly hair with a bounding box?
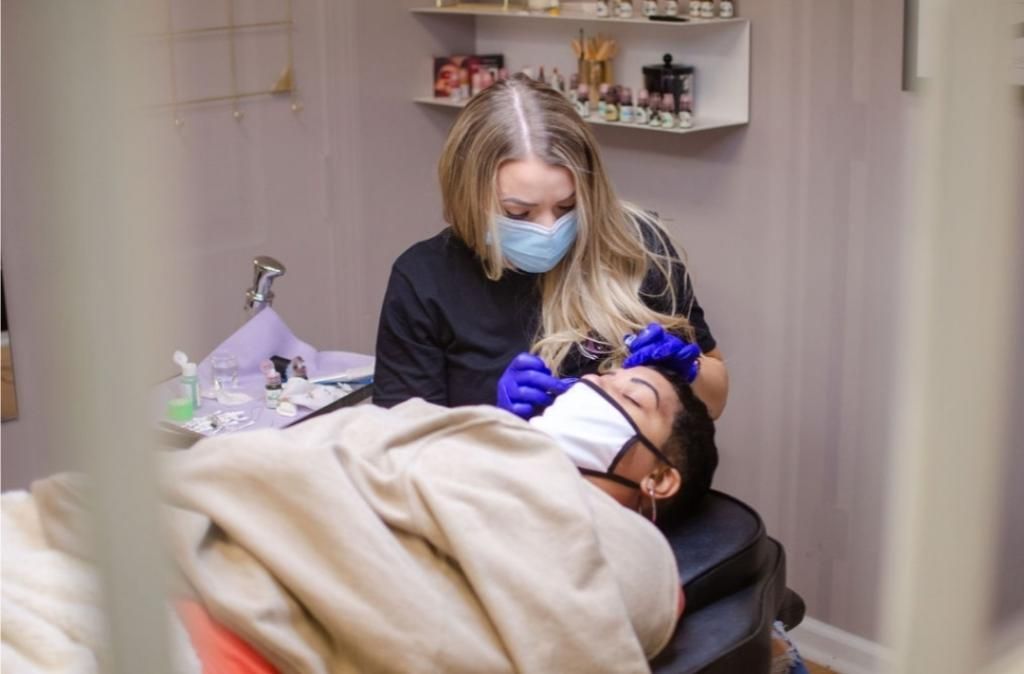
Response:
[648,365,719,530]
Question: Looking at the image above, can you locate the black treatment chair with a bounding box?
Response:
[653,490,805,674]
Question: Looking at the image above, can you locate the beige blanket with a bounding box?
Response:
[19,400,680,673]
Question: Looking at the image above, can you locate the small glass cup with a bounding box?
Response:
[210,352,239,391]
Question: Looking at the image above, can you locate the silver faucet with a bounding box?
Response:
[244,256,286,317]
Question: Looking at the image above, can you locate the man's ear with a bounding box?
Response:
[646,467,681,500]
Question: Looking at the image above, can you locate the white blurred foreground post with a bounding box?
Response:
[41,1,185,671]
[880,1,1023,673]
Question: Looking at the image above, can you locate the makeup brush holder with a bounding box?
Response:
[585,60,613,104]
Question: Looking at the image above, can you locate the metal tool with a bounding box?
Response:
[244,256,286,317]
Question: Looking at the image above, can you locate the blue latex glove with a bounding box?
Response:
[496,353,574,419]
[623,323,701,383]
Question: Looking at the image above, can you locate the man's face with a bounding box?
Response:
[581,366,681,480]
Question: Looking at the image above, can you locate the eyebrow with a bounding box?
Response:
[501,197,537,207]
[629,377,660,409]
[500,193,576,208]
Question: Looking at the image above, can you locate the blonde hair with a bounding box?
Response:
[438,75,695,375]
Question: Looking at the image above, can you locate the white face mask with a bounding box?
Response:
[529,380,675,490]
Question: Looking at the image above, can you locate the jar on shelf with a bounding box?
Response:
[642,53,695,115]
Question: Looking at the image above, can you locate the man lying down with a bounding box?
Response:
[8,365,717,674]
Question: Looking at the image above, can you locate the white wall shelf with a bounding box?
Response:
[410,3,750,138]
[413,96,745,134]
[410,3,744,27]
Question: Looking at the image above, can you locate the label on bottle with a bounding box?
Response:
[265,387,282,409]
[620,105,634,123]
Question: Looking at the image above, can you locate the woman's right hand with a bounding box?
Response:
[496,353,572,419]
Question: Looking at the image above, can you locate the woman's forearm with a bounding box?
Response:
[692,351,728,420]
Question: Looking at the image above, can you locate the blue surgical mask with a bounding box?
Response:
[494,210,579,273]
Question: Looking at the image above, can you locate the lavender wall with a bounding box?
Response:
[590,1,912,640]
[4,0,1017,647]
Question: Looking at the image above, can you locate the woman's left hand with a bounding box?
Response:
[623,323,701,383]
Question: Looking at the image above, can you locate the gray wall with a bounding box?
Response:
[2,0,1019,646]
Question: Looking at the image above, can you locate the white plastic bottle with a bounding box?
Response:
[173,350,201,410]
[643,0,659,17]
[700,0,714,18]
[596,0,610,17]
[688,0,701,17]
[665,0,680,16]
[719,0,734,17]
[616,0,634,18]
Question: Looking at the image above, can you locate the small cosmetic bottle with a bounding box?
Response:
[678,107,694,129]
[604,87,619,122]
[634,88,650,124]
[648,92,663,127]
[718,0,733,17]
[642,0,659,17]
[596,0,610,17]
[615,0,633,18]
[173,351,201,410]
[180,362,200,410]
[665,0,679,15]
[688,0,701,17]
[619,88,634,123]
[265,371,283,409]
[700,0,714,18]
[568,72,580,100]
[576,83,590,117]
[597,83,610,118]
[659,97,677,128]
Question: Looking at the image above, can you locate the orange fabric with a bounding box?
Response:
[176,600,280,674]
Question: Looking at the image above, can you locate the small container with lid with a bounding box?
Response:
[604,86,619,122]
[619,88,634,123]
[659,96,676,128]
[634,89,650,124]
[265,371,283,409]
[648,92,663,127]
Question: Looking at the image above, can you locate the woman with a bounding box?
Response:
[374,75,728,419]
